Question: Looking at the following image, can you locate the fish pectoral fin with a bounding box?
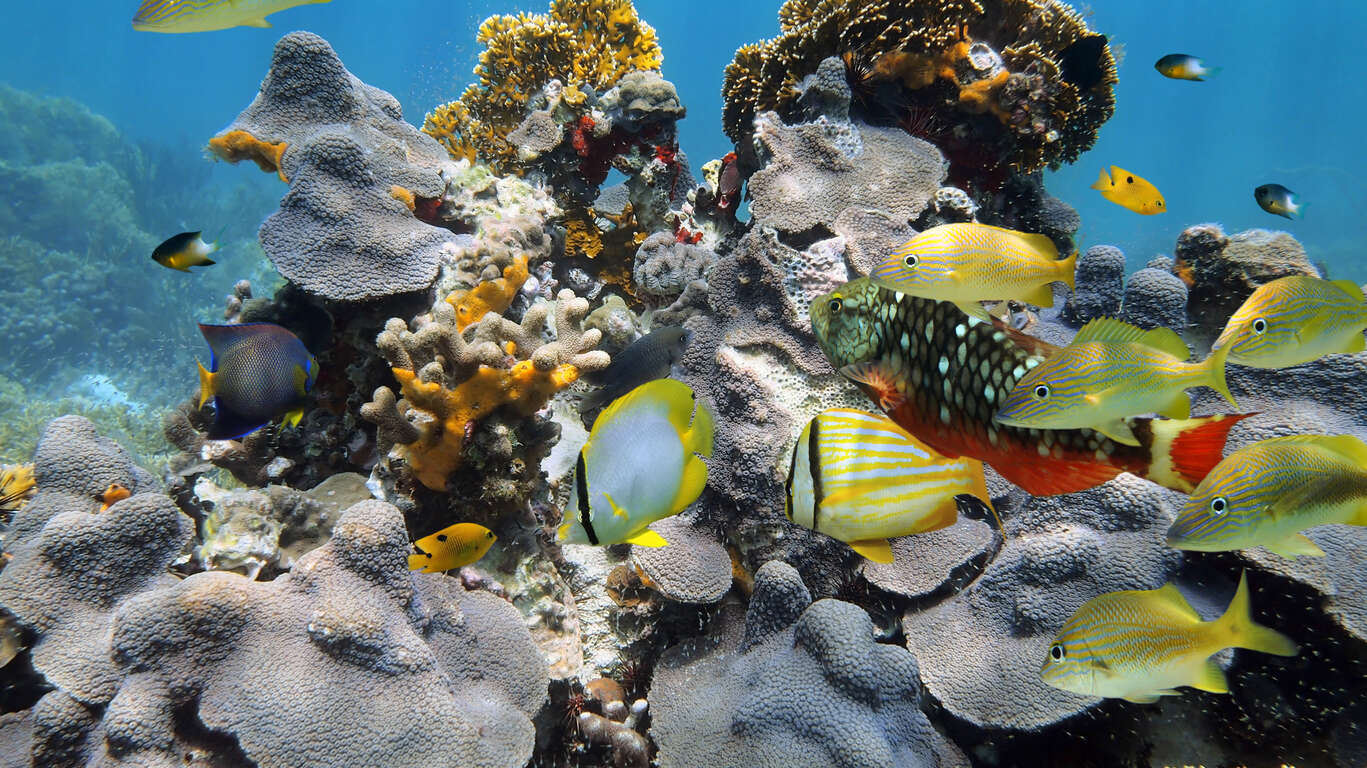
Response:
[1093,418,1141,446]
[954,301,994,323]
[1192,660,1229,694]
[670,456,709,514]
[602,492,630,519]
[282,408,305,428]
[847,538,894,563]
[244,18,273,27]
[1159,393,1191,420]
[1019,283,1056,309]
[1268,474,1367,520]
[624,528,669,547]
[196,361,215,408]
[1263,533,1325,559]
[839,362,906,411]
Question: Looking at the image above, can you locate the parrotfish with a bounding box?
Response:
[408,522,497,573]
[717,151,743,210]
[1041,572,1297,703]
[1214,276,1367,368]
[784,408,994,563]
[581,326,689,411]
[196,323,317,440]
[868,223,1077,322]
[1167,435,1367,558]
[810,279,1247,496]
[995,318,1235,446]
[1154,54,1219,81]
[151,231,218,272]
[1091,165,1166,215]
[559,379,714,547]
[1254,184,1303,219]
[132,0,333,33]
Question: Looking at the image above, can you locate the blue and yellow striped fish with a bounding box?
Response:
[868,223,1076,322]
[132,0,332,33]
[784,408,995,563]
[995,317,1235,446]
[1167,435,1367,558]
[1214,276,1367,369]
[1041,572,1297,704]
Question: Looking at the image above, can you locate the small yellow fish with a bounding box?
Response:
[1091,166,1166,215]
[151,231,218,272]
[559,379,714,547]
[1168,435,1367,558]
[868,223,1076,322]
[132,0,333,33]
[1213,276,1367,369]
[784,409,996,563]
[408,522,497,573]
[1154,54,1219,82]
[1041,572,1297,703]
[995,318,1234,445]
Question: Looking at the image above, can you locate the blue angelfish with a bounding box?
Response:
[196,323,317,440]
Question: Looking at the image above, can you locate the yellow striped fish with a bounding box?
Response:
[1041,572,1297,703]
[1214,276,1367,369]
[995,317,1235,446]
[784,408,995,563]
[868,223,1076,322]
[132,0,333,33]
[1168,435,1367,558]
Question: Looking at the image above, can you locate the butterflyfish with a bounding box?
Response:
[1168,435,1367,559]
[132,0,333,33]
[868,223,1077,322]
[1254,183,1303,219]
[196,323,317,440]
[408,522,497,573]
[1213,276,1367,369]
[809,279,1248,497]
[1091,166,1166,215]
[995,317,1235,446]
[784,408,995,563]
[1041,572,1297,704]
[580,326,689,411]
[1154,54,1219,81]
[151,231,218,272]
[558,379,714,547]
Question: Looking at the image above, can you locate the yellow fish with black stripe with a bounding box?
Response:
[132,0,332,33]
[1091,165,1166,215]
[1214,276,1367,369]
[784,408,996,563]
[558,379,714,547]
[868,223,1077,322]
[1041,572,1297,703]
[408,522,496,573]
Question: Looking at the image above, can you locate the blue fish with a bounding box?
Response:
[197,323,317,440]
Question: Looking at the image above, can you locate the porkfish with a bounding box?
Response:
[132,0,332,33]
[1041,572,1297,703]
[784,408,995,563]
[810,279,1248,497]
[868,223,1077,322]
[1168,435,1367,558]
[558,379,714,547]
[197,323,317,440]
[995,318,1235,446]
[1213,276,1367,369]
[409,522,497,573]
[1092,165,1166,215]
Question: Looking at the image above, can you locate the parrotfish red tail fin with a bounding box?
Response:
[1215,571,1298,657]
[989,458,1121,496]
[1204,341,1237,407]
[1141,412,1253,493]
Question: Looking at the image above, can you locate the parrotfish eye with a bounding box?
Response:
[903,254,919,268]
[828,297,844,313]
[1033,384,1050,399]
[1049,643,1065,662]
[1209,496,1227,516]
[1252,318,1267,334]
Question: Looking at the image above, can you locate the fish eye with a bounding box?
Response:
[1252,318,1267,334]
[437,534,448,542]
[829,297,844,313]
[1050,643,1066,662]
[1126,176,1134,184]
[903,254,919,268]
[1156,201,1164,207]
[1033,384,1050,399]
[1210,496,1227,515]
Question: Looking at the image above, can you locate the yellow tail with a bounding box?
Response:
[1215,571,1298,657]
[1204,339,1236,407]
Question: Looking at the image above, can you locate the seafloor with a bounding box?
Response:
[1,2,1364,767]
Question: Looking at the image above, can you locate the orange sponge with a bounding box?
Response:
[446,254,531,331]
[208,130,289,182]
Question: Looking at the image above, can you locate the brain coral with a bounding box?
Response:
[723,0,1116,174]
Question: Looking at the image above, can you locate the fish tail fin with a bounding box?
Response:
[1291,199,1307,218]
[1141,412,1252,492]
[1203,65,1223,79]
[1059,248,1078,292]
[196,360,215,409]
[1090,168,1111,190]
[684,396,716,458]
[1204,340,1237,407]
[1215,571,1298,657]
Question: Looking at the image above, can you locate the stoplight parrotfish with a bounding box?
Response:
[1213,276,1367,369]
[196,323,317,440]
[132,0,333,33]
[809,279,1248,497]
[1041,572,1296,704]
[409,523,497,573]
[558,379,714,547]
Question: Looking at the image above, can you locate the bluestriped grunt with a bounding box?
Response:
[1214,276,1367,369]
[409,522,497,573]
[132,0,332,33]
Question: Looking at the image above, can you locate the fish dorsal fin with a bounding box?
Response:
[1260,434,1367,463]
[625,528,669,547]
[198,322,280,359]
[1006,228,1062,260]
[847,538,894,563]
[1267,474,1367,521]
[1151,583,1202,622]
[1072,318,1189,358]
[1332,279,1367,303]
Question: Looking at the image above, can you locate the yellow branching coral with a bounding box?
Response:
[0,463,35,515]
[446,254,531,331]
[207,130,289,182]
[423,0,662,172]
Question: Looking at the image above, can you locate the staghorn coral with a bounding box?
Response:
[723,0,1116,176]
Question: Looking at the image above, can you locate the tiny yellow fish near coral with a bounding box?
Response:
[868,223,1077,322]
[1214,276,1367,369]
[559,379,714,548]
[1092,165,1166,215]
[784,408,995,563]
[1154,53,1219,81]
[1041,572,1297,704]
[132,0,333,33]
[409,522,497,573]
[151,231,217,272]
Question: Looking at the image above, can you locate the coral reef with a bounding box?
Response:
[1119,266,1189,332]
[1063,244,1125,324]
